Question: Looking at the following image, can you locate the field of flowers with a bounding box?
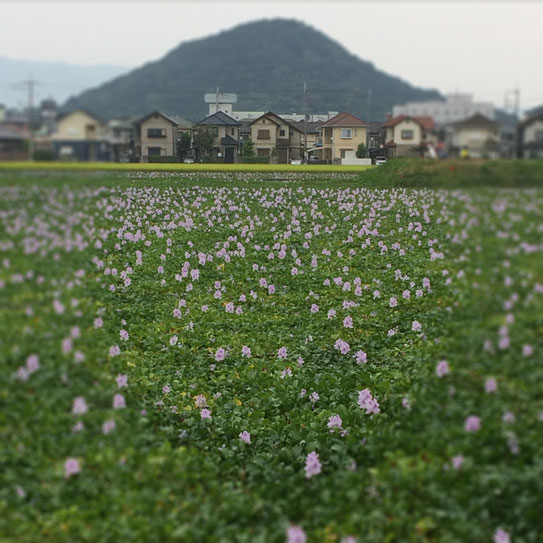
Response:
[1,167,542,542]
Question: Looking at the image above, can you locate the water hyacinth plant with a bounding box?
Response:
[0,165,541,541]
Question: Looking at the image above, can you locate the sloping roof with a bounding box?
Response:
[381,115,435,131]
[221,135,239,146]
[452,113,498,128]
[319,112,368,128]
[249,111,303,133]
[57,108,103,124]
[198,111,239,126]
[0,125,25,140]
[134,110,179,126]
[519,111,543,129]
[172,116,194,130]
[291,120,324,134]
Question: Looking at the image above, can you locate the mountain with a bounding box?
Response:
[63,18,442,122]
[0,57,129,109]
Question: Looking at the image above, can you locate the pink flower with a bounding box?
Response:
[287,525,307,543]
[200,408,212,420]
[304,451,322,479]
[451,454,464,469]
[64,457,81,478]
[239,431,251,444]
[464,416,481,432]
[435,360,450,377]
[113,394,126,409]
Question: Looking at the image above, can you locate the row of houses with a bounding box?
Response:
[1,98,542,162]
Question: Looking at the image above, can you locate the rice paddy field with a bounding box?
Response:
[0,160,542,542]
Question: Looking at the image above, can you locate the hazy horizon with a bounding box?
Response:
[2,2,542,113]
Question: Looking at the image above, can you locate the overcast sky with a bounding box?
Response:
[2,1,542,111]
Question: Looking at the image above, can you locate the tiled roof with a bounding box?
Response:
[452,113,498,128]
[291,120,324,133]
[198,111,239,126]
[319,112,368,128]
[220,135,239,146]
[382,115,435,131]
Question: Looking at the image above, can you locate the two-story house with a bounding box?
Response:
[315,112,369,163]
[249,112,303,163]
[136,111,181,162]
[197,111,240,163]
[381,115,436,157]
[51,108,110,161]
[449,113,500,159]
[518,111,543,159]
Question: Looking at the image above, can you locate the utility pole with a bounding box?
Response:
[504,86,521,158]
[13,74,39,161]
[366,87,372,123]
[303,82,308,162]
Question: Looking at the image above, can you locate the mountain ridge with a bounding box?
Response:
[63,18,443,121]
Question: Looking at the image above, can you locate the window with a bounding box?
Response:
[231,128,235,136]
[147,147,162,156]
[279,129,286,137]
[257,129,270,140]
[401,130,414,140]
[341,128,352,138]
[257,148,270,156]
[535,130,543,142]
[211,127,218,137]
[147,128,166,138]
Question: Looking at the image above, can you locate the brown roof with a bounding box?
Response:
[291,120,324,134]
[319,112,368,128]
[382,115,435,131]
[249,111,303,133]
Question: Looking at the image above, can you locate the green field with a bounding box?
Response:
[0,161,542,542]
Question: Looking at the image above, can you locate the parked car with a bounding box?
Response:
[307,156,320,164]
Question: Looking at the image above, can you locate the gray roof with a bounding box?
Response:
[198,111,239,126]
[0,125,25,140]
[221,135,239,146]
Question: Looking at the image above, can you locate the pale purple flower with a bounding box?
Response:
[286,525,307,543]
[113,394,126,409]
[119,329,129,341]
[72,421,84,433]
[297,357,304,367]
[334,339,350,355]
[277,346,288,359]
[281,368,293,379]
[503,411,515,424]
[169,335,178,346]
[327,415,343,431]
[201,408,212,420]
[358,388,380,414]
[343,316,353,328]
[64,457,81,478]
[411,320,422,332]
[239,431,251,444]
[464,416,481,432]
[493,528,511,543]
[162,385,171,395]
[241,345,251,358]
[389,297,398,308]
[402,397,411,410]
[109,345,121,357]
[327,309,336,319]
[310,303,319,313]
[485,377,497,393]
[102,419,116,435]
[194,394,207,408]
[215,347,226,361]
[304,451,322,479]
[435,360,450,377]
[25,354,40,373]
[309,391,319,404]
[355,350,367,365]
[72,396,88,415]
[116,374,128,388]
[522,344,533,357]
[451,455,464,469]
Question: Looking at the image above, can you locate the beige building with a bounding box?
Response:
[381,115,436,157]
[249,112,303,163]
[313,112,369,163]
[51,108,110,161]
[450,113,500,159]
[136,111,178,162]
[519,112,543,158]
